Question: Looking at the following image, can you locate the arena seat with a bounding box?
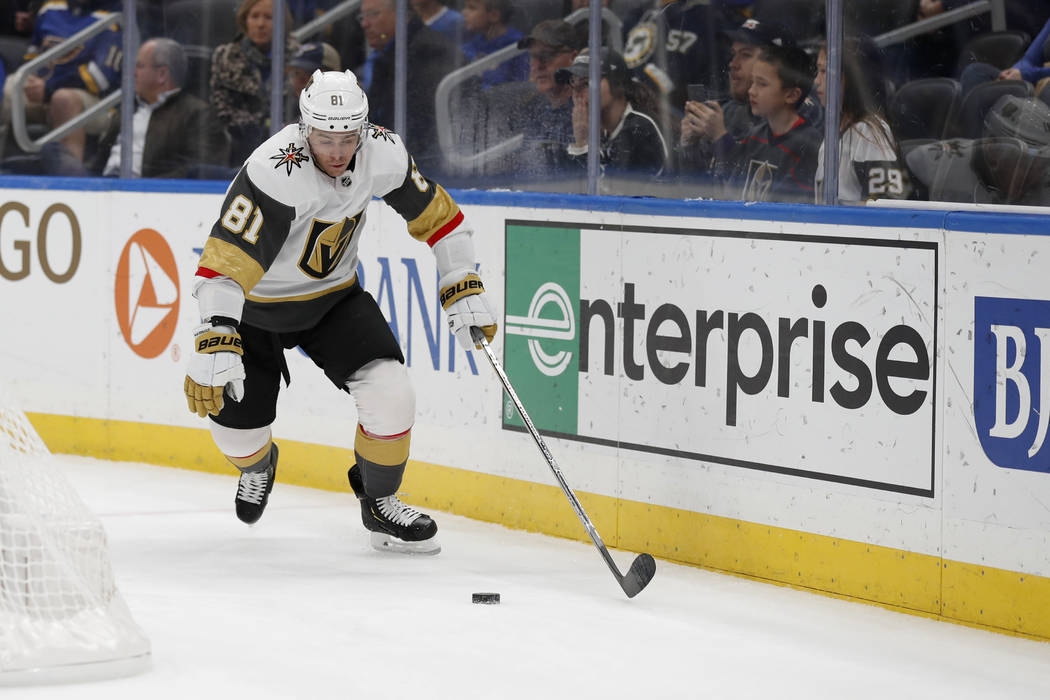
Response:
[952,79,1032,139]
[954,30,1031,76]
[889,77,961,141]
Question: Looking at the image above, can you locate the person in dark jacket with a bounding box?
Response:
[358,0,464,176]
[556,47,668,180]
[97,38,230,178]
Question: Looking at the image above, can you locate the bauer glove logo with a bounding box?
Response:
[439,274,485,308]
[195,331,244,355]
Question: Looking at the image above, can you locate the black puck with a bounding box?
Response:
[472,592,500,604]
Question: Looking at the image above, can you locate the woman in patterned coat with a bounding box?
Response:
[210,0,298,165]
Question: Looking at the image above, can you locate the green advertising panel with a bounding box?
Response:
[503,223,580,435]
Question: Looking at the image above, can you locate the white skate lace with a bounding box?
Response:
[237,469,270,504]
[376,495,423,527]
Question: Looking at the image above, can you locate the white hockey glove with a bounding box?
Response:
[184,323,246,418]
[439,272,497,350]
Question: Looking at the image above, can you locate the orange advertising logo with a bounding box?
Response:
[115,229,180,359]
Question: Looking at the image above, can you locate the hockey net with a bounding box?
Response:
[0,388,150,684]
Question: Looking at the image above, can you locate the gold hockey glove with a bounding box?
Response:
[184,324,246,418]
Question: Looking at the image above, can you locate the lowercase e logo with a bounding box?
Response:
[504,224,580,435]
[505,282,576,377]
[974,296,1050,472]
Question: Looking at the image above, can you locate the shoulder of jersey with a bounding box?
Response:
[358,123,408,176]
[244,125,317,205]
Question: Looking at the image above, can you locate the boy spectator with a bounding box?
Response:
[460,0,527,90]
[678,17,822,176]
[97,38,229,178]
[713,43,821,202]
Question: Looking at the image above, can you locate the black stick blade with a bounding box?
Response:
[620,553,656,598]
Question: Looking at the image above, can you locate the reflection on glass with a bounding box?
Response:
[0,0,1042,209]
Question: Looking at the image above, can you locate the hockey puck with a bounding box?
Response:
[472,592,500,604]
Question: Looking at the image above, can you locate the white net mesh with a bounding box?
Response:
[0,389,150,684]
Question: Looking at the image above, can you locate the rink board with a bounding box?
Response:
[2,178,1049,640]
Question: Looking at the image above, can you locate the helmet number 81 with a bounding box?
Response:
[221,195,264,244]
[332,95,344,105]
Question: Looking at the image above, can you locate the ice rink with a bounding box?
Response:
[14,455,1050,699]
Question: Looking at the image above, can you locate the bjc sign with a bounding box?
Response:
[974,296,1050,473]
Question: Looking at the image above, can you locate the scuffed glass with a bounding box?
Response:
[0,0,1045,210]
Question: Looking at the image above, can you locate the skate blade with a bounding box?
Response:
[369,531,441,555]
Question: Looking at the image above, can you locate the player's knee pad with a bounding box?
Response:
[344,358,415,437]
[209,422,272,471]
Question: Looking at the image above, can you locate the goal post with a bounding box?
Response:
[0,389,151,685]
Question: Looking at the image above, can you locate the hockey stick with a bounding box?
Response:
[471,327,656,598]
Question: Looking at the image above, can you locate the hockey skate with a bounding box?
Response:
[235,444,278,525]
[347,464,440,555]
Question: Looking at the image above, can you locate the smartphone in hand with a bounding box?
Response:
[687,84,723,105]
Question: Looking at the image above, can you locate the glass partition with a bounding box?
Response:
[0,0,1045,209]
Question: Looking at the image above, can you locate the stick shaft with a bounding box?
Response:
[473,331,624,579]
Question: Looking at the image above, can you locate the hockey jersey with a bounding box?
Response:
[25,1,122,99]
[196,123,466,332]
[815,118,910,202]
[623,0,745,111]
[715,116,822,203]
[566,104,669,177]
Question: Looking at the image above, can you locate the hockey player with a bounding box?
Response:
[183,69,497,554]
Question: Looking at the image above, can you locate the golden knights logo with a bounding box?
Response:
[299,216,360,278]
[367,124,394,143]
[742,159,777,202]
[270,143,310,175]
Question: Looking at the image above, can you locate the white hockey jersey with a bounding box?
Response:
[815,118,910,202]
[196,123,465,331]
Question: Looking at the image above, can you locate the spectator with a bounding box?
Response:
[95,38,230,178]
[460,0,528,90]
[410,0,465,44]
[359,0,464,175]
[713,43,821,202]
[210,0,298,166]
[677,18,775,175]
[502,19,583,179]
[556,47,668,178]
[287,40,340,100]
[0,0,36,36]
[677,18,822,177]
[814,38,910,202]
[960,17,1050,103]
[566,0,614,49]
[621,0,748,119]
[0,0,121,167]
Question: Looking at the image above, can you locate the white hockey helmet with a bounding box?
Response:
[299,69,369,137]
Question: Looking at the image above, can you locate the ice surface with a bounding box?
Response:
[14,456,1050,699]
